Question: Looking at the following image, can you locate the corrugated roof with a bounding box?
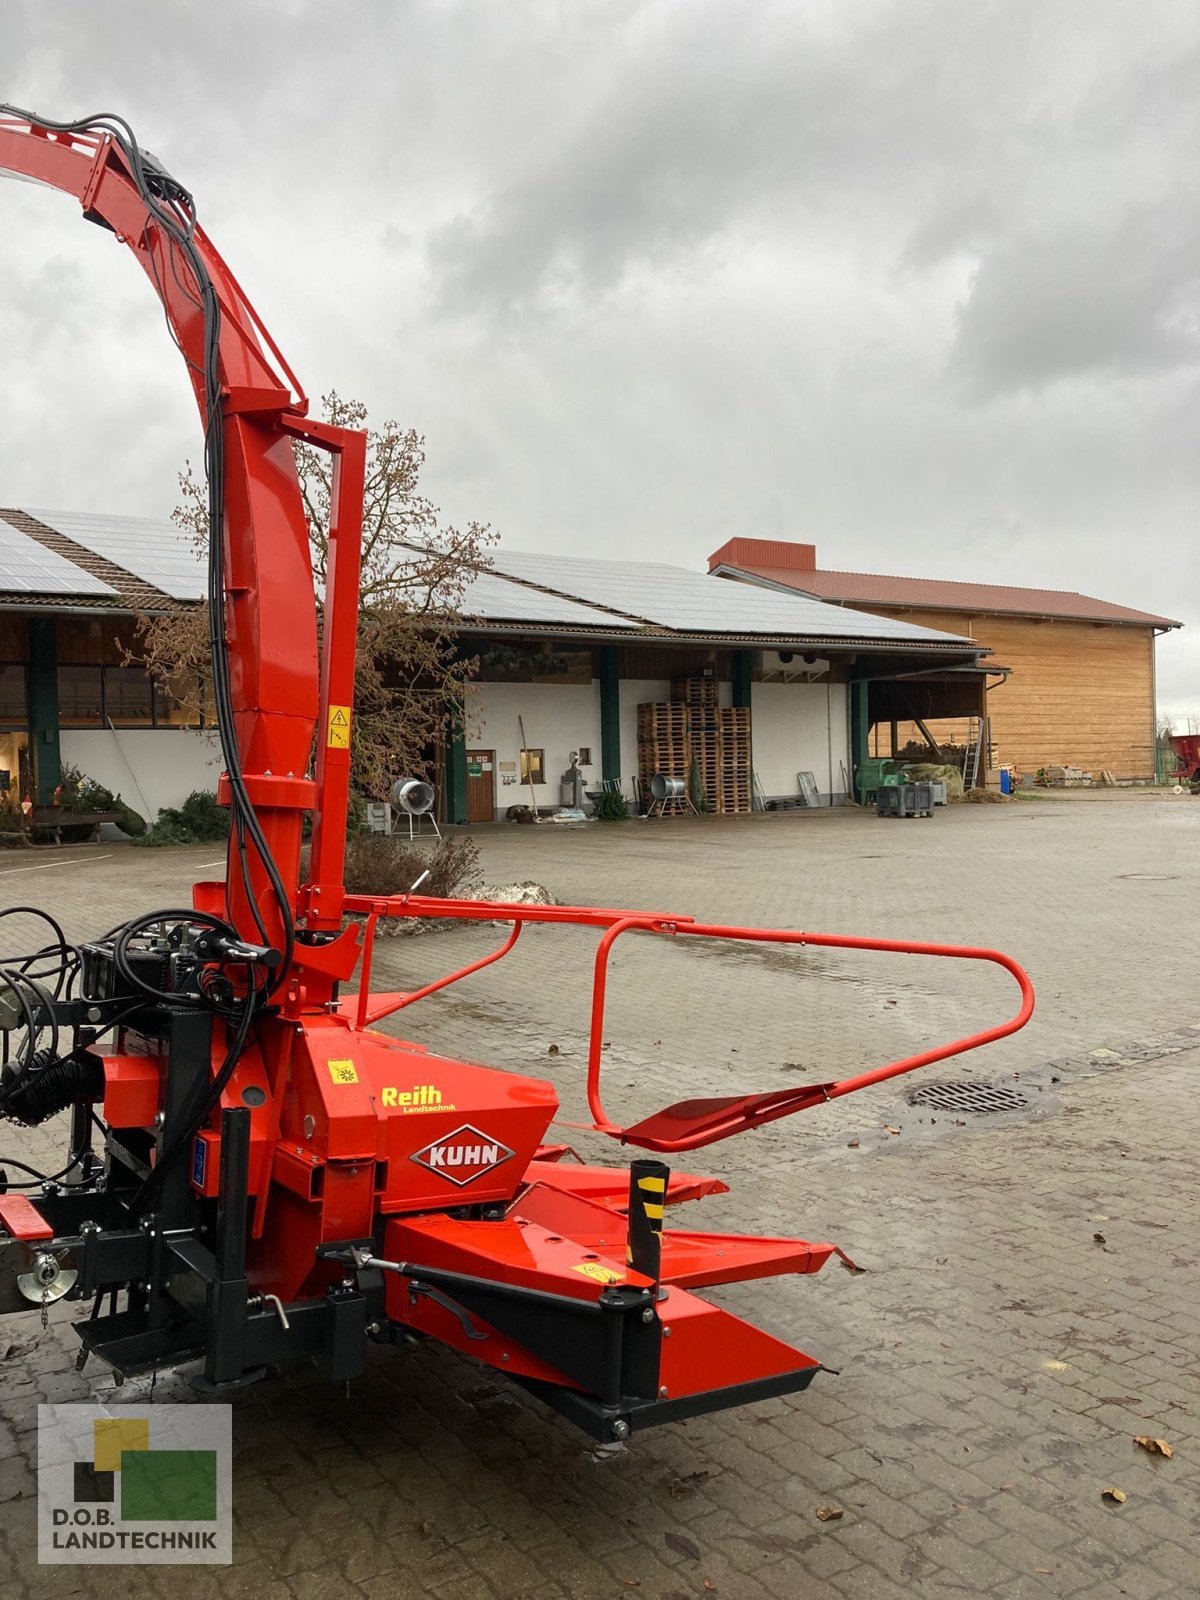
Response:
[487,549,975,647]
[714,560,1181,629]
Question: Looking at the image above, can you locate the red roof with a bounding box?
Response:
[706,538,1180,629]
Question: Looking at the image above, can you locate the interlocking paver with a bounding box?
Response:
[1,794,1197,1597]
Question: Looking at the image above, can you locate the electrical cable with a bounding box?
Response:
[0,105,296,992]
[0,106,321,1202]
[0,1148,91,1189]
[128,991,257,1214]
[110,908,236,1008]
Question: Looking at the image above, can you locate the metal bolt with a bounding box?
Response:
[641,1307,655,1323]
[611,1420,630,1440]
[86,1006,103,1024]
[658,1386,669,1398]
[500,1353,509,1363]
[365,1321,381,1335]
[341,1277,354,1289]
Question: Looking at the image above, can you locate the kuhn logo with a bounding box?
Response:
[411,1124,514,1187]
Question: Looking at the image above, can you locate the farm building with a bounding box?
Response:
[0,507,990,824]
[709,538,1182,782]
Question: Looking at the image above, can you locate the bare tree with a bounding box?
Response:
[137,393,494,799]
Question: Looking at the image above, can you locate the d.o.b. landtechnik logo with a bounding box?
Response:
[38,1403,231,1564]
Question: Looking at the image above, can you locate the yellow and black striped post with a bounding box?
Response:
[626,1159,669,1283]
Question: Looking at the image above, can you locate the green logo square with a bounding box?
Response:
[120,1450,217,1522]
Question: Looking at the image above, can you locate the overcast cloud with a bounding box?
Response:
[2,1,1197,715]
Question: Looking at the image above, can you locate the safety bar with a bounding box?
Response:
[585,918,1034,1150]
[340,892,1034,1152]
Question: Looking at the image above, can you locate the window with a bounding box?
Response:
[55,664,207,730]
[104,666,154,727]
[58,665,104,727]
[0,665,26,729]
[154,671,208,728]
[576,746,592,766]
[519,748,545,785]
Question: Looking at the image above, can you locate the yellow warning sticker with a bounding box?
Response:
[573,1262,623,1285]
[327,1058,359,1085]
[327,704,351,749]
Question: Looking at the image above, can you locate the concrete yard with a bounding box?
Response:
[0,792,1197,1598]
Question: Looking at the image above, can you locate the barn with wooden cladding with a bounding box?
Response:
[709,538,1182,783]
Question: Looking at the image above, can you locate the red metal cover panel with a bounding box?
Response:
[0,1194,53,1241]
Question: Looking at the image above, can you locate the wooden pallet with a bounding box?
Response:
[670,676,718,708]
[637,700,753,812]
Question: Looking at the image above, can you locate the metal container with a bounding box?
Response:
[649,773,686,801]
[391,778,435,816]
[876,782,934,819]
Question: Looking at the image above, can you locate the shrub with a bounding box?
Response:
[138,790,231,847]
[57,763,147,838]
[331,833,482,900]
[593,788,630,821]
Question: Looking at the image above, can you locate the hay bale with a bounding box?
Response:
[904,762,965,799]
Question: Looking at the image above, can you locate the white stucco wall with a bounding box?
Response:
[61,728,222,823]
[617,678,670,797]
[467,681,603,817]
[750,680,850,804]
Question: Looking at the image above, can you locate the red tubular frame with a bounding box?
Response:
[342,892,1035,1151]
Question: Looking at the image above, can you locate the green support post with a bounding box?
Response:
[731,650,752,710]
[444,714,468,825]
[850,680,870,803]
[599,646,621,786]
[28,618,62,806]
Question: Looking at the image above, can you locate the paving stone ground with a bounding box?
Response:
[0,793,1197,1598]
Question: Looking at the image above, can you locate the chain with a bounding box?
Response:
[40,1279,50,1332]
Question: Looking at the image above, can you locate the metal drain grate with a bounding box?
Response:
[907,1080,1029,1114]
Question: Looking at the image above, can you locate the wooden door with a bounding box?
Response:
[466,749,495,823]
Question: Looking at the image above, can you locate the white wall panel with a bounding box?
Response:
[61,729,221,823]
[618,678,671,798]
[750,681,849,804]
[467,681,602,817]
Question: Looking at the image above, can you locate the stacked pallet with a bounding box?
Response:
[671,676,718,711]
[670,678,720,808]
[637,697,752,814]
[637,702,691,801]
[716,706,751,813]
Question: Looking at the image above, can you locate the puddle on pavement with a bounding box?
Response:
[676,936,942,997]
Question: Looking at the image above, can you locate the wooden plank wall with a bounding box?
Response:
[860,609,1158,779]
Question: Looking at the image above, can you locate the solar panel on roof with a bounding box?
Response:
[24,508,206,601]
[488,550,973,645]
[0,519,116,596]
[460,569,629,627]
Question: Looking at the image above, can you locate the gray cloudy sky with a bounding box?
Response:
[3,1,1197,715]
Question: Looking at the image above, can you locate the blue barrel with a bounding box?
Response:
[999,768,1012,796]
